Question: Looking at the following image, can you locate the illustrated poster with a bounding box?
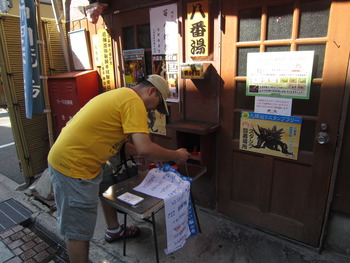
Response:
[148,111,166,136]
[240,112,302,160]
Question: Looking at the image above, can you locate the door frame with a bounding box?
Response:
[218,0,350,246]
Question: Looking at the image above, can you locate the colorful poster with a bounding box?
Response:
[150,3,178,55]
[254,97,292,116]
[246,51,314,99]
[122,49,146,87]
[187,0,209,56]
[240,112,302,160]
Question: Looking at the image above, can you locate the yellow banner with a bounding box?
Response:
[98,29,115,91]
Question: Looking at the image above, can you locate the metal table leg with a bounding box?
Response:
[151,212,159,263]
[123,212,127,256]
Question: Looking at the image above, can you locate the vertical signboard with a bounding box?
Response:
[187,0,209,57]
[19,0,45,119]
[98,29,115,91]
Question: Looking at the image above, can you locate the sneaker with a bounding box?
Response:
[105,224,140,243]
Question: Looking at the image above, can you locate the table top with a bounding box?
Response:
[100,163,207,219]
[101,174,164,219]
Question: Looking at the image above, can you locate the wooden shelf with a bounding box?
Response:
[167,120,219,135]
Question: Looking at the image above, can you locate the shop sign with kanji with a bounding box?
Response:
[187,0,209,57]
[97,29,115,91]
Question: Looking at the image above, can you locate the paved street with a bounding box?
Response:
[0,109,25,184]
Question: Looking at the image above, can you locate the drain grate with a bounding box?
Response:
[0,198,32,232]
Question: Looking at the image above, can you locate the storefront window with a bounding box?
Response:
[137,24,151,49]
[123,26,135,50]
[265,45,290,52]
[297,44,325,78]
[299,0,330,38]
[238,8,261,42]
[237,47,259,76]
[267,4,293,40]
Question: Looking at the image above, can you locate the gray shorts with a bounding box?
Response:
[49,164,103,241]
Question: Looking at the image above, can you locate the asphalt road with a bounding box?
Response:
[0,109,25,184]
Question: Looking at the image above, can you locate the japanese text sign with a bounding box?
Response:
[246,51,314,99]
[150,3,178,55]
[98,29,115,91]
[187,0,209,56]
[134,167,196,254]
[19,0,45,118]
[240,112,302,160]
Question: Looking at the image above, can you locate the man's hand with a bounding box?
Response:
[131,133,191,163]
[175,148,191,164]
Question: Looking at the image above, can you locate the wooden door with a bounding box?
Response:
[218,0,350,246]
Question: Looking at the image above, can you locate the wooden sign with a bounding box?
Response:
[187,0,209,57]
[98,29,115,91]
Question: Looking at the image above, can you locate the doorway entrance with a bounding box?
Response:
[218,0,350,246]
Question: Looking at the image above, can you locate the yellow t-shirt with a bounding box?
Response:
[47,88,149,179]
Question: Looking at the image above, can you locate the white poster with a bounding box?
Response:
[150,4,178,55]
[246,51,314,99]
[255,97,292,116]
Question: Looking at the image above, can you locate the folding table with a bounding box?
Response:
[101,163,207,263]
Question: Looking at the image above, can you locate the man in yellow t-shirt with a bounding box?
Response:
[48,75,190,263]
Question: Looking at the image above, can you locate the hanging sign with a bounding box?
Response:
[122,49,146,87]
[240,112,302,160]
[19,0,45,119]
[187,0,209,56]
[98,29,115,91]
[246,51,314,99]
[150,3,178,55]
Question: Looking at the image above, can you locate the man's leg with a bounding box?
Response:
[100,199,119,229]
[100,199,140,242]
[67,239,89,263]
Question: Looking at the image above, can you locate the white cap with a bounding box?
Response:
[146,75,170,115]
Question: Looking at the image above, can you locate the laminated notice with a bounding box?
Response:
[117,192,144,206]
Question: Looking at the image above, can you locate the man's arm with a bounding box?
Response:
[130,133,190,164]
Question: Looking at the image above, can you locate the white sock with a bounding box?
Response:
[107,225,121,233]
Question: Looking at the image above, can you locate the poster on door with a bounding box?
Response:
[239,112,302,160]
[122,49,146,87]
[246,51,314,99]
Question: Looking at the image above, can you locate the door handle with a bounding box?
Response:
[316,131,329,145]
